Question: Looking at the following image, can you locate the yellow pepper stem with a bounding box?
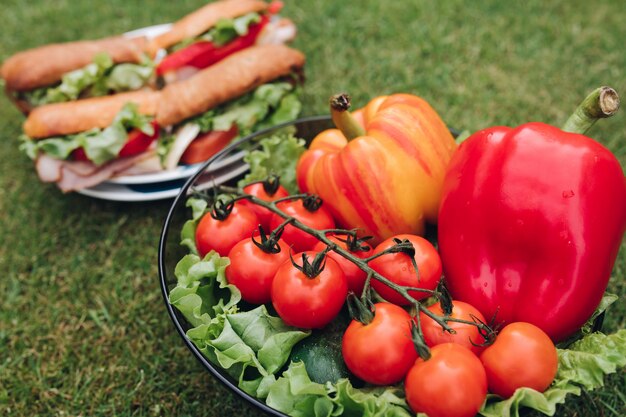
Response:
[330,93,366,140]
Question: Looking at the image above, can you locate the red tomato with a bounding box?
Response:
[312,235,373,294]
[480,322,557,398]
[271,251,347,329]
[405,343,488,417]
[180,126,238,165]
[369,234,442,305]
[420,300,487,355]
[226,235,290,304]
[342,303,417,385]
[239,180,289,230]
[195,203,259,257]
[269,198,335,252]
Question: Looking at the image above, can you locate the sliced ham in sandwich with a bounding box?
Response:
[22,90,162,192]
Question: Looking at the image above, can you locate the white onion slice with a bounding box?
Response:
[164,123,201,171]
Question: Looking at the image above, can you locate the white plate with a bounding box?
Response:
[124,23,172,40]
[77,163,249,202]
[107,150,246,184]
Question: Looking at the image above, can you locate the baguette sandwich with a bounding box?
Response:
[2,36,155,113]
[151,0,296,84]
[20,43,304,192]
[156,43,305,170]
[22,90,162,192]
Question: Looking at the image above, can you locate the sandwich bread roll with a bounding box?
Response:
[156,44,304,127]
[150,0,268,53]
[1,36,149,92]
[24,89,161,139]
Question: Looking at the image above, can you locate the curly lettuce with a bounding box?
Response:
[238,133,306,194]
[20,102,154,165]
[169,12,261,52]
[169,252,309,398]
[191,81,301,137]
[20,53,153,106]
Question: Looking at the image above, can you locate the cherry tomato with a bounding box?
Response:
[420,300,487,355]
[180,126,238,165]
[240,180,289,230]
[480,322,557,398]
[271,251,347,329]
[405,343,488,417]
[269,198,335,252]
[369,234,442,305]
[195,203,259,257]
[342,303,417,385]
[226,234,290,305]
[312,235,373,294]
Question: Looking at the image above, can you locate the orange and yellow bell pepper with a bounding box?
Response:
[296,93,457,243]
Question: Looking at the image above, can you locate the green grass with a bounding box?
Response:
[0,0,625,416]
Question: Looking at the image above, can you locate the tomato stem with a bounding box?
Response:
[561,86,620,135]
[346,291,375,325]
[252,223,289,254]
[216,185,495,339]
[410,319,432,360]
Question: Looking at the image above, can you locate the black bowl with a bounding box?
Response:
[158,116,335,416]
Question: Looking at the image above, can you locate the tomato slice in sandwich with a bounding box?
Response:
[180,126,238,165]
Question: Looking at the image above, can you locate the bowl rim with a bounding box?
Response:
[158,115,332,416]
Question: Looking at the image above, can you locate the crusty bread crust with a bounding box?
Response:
[156,44,305,126]
[24,90,161,139]
[1,36,148,91]
[149,0,267,53]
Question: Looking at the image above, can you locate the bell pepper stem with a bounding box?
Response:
[330,93,366,140]
[562,87,620,135]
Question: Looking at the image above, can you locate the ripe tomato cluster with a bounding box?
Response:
[194,185,559,417]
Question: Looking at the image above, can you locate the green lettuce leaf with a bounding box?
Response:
[22,102,154,165]
[209,12,261,46]
[188,304,310,398]
[479,329,626,417]
[180,197,208,254]
[238,133,306,194]
[266,362,412,417]
[170,12,261,52]
[169,252,239,327]
[20,53,153,106]
[191,81,301,137]
[105,62,154,92]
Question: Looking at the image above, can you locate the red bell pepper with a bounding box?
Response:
[156,15,269,76]
[438,87,626,342]
[118,120,160,158]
